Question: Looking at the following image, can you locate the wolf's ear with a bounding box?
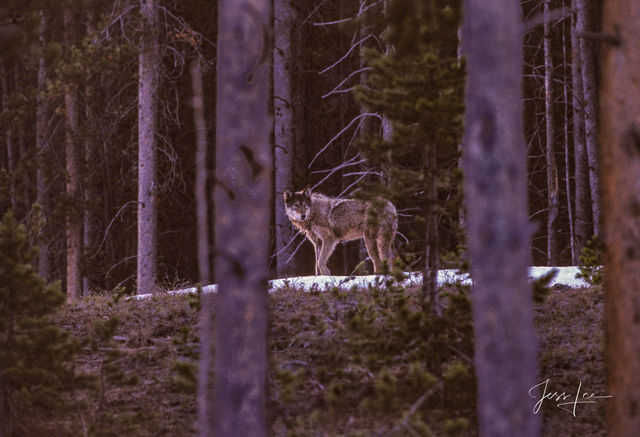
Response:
[301,185,312,198]
[283,188,292,201]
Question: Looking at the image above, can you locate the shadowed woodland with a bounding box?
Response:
[1,0,640,435]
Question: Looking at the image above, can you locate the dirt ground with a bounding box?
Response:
[34,282,606,436]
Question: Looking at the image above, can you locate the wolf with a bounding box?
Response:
[284,186,398,275]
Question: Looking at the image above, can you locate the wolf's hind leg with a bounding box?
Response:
[364,233,382,273]
[376,230,395,273]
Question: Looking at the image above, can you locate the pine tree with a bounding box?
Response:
[355,0,464,303]
[0,211,77,435]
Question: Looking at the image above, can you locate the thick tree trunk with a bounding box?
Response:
[463,0,540,435]
[201,0,272,436]
[571,0,590,259]
[576,0,600,236]
[544,0,559,266]
[64,9,82,304]
[600,2,640,435]
[35,12,51,281]
[136,0,159,294]
[274,0,296,277]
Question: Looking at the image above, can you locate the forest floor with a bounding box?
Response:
[37,280,605,436]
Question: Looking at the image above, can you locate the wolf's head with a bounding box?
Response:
[284,186,312,222]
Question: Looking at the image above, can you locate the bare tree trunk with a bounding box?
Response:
[64,9,82,304]
[463,0,540,434]
[202,0,272,435]
[1,65,16,210]
[191,57,210,284]
[83,9,97,295]
[571,0,590,259]
[35,11,51,281]
[561,17,576,265]
[195,56,213,429]
[423,143,439,313]
[137,0,159,295]
[576,0,600,236]
[544,0,559,266]
[274,0,296,277]
[600,2,640,435]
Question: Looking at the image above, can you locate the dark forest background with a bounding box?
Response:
[0,0,601,293]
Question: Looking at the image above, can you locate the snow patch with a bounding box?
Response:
[130,266,591,300]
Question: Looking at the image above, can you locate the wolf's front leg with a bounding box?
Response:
[317,238,338,275]
[310,236,322,275]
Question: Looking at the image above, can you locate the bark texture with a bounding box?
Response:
[202,0,272,435]
[83,9,97,294]
[600,2,640,435]
[544,0,558,266]
[274,0,296,277]
[463,0,540,435]
[136,0,159,294]
[1,65,15,209]
[191,58,210,284]
[64,9,82,303]
[36,12,51,281]
[576,0,600,236]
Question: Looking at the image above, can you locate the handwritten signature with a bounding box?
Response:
[529,379,613,417]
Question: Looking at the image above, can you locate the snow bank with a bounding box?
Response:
[131,266,591,300]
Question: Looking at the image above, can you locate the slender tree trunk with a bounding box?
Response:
[423,143,439,313]
[83,9,97,294]
[35,12,51,281]
[576,0,600,236]
[463,0,540,434]
[600,2,640,435]
[137,0,159,294]
[191,57,210,284]
[357,0,372,272]
[1,65,16,210]
[193,55,213,433]
[544,0,559,266]
[274,0,296,277]
[562,17,576,264]
[202,0,272,435]
[571,0,590,259]
[64,9,82,303]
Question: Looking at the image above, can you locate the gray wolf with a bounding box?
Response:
[284,187,397,275]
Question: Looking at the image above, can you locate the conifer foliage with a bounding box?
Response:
[355,0,464,291]
[0,212,76,435]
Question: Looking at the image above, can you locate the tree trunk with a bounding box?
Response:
[202,0,272,435]
[137,0,159,294]
[463,0,540,434]
[561,17,576,265]
[35,11,51,281]
[600,2,640,435]
[274,0,296,277]
[423,142,439,313]
[64,9,82,304]
[1,65,16,210]
[571,0,590,260]
[83,9,97,294]
[191,57,210,284]
[576,0,600,236]
[544,0,559,266]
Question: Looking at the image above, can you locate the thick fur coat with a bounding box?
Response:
[284,187,397,275]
